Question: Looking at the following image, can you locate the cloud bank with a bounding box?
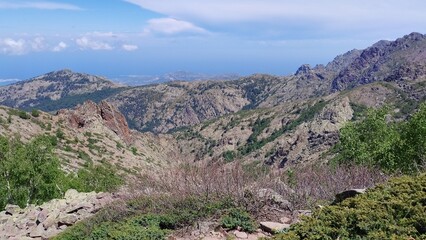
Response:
[0,1,82,10]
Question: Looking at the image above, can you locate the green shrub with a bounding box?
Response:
[66,163,123,193]
[55,196,235,240]
[31,109,40,117]
[18,110,30,119]
[334,104,426,173]
[0,135,64,208]
[273,174,426,240]
[223,150,236,163]
[0,135,123,209]
[221,208,257,233]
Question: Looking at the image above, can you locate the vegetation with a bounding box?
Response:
[0,135,123,209]
[221,208,256,232]
[55,197,235,240]
[23,88,126,112]
[273,174,426,240]
[238,100,328,156]
[334,103,426,173]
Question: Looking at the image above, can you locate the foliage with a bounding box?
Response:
[0,135,123,209]
[66,163,124,193]
[0,135,63,208]
[221,208,257,232]
[223,150,236,163]
[31,109,40,117]
[238,100,328,156]
[334,104,426,173]
[55,196,236,240]
[272,174,426,240]
[23,88,126,113]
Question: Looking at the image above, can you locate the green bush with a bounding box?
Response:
[0,135,123,209]
[334,103,426,173]
[273,174,426,240]
[55,197,236,240]
[18,110,31,119]
[221,208,257,233]
[0,135,64,208]
[31,109,40,117]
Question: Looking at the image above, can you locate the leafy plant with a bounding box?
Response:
[221,208,256,232]
[273,174,426,240]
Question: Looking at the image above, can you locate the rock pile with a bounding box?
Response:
[0,189,114,240]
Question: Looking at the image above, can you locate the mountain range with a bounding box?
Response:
[1,32,426,170]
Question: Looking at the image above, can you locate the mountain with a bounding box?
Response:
[331,32,426,90]
[0,69,125,111]
[113,71,240,86]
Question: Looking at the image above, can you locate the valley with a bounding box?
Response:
[1,32,426,239]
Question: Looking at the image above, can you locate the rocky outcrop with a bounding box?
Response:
[332,32,426,91]
[0,189,114,240]
[58,100,133,143]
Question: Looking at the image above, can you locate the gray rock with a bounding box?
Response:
[58,214,78,225]
[260,222,290,234]
[5,204,21,215]
[234,230,248,239]
[64,189,79,200]
[29,224,45,238]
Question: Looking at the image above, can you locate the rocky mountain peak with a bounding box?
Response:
[295,64,312,75]
[58,100,133,144]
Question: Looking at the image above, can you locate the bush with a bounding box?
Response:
[221,208,257,232]
[31,109,40,117]
[273,174,426,240]
[0,135,123,209]
[18,110,30,119]
[334,104,426,173]
[0,135,64,208]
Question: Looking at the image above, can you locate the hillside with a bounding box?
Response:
[0,69,125,112]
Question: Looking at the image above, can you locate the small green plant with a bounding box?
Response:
[221,208,256,233]
[31,109,40,117]
[223,150,236,163]
[131,146,138,155]
[56,129,65,139]
[18,110,30,119]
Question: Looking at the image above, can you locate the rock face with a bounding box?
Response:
[58,100,133,143]
[331,32,426,91]
[0,189,114,240]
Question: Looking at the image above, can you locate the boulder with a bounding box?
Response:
[234,230,248,239]
[260,222,290,234]
[5,204,21,215]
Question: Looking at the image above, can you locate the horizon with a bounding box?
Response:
[1,1,426,81]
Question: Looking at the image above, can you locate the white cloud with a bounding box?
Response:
[30,37,45,51]
[122,44,138,51]
[0,1,82,10]
[52,41,68,52]
[86,32,120,38]
[76,37,114,50]
[0,78,21,83]
[144,18,208,35]
[126,0,426,33]
[1,38,26,55]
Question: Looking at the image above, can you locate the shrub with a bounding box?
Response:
[334,104,426,173]
[31,109,40,117]
[221,208,256,232]
[273,174,426,240]
[18,110,30,119]
[0,135,123,209]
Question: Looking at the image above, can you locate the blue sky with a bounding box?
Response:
[1,0,426,82]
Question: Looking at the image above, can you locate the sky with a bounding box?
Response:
[1,0,426,82]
